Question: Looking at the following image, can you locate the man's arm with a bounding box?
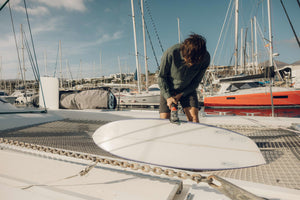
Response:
[158,51,172,100]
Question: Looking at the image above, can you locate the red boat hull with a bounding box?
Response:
[204,90,300,107]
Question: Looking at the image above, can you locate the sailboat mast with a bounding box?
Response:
[267,0,273,66]
[0,56,2,90]
[177,18,181,43]
[99,50,102,83]
[21,24,26,87]
[59,40,62,88]
[254,16,258,72]
[44,50,47,76]
[267,0,275,117]
[234,0,239,75]
[251,18,254,74]
[118,56,123,85]
[141,0,148,92]
[240,28,243,73]
[131,0,141,93]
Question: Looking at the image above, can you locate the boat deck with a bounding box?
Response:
[1,118,299,190]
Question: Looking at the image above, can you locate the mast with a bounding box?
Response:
[243,28,248,73]
[267,0,275,117]
[267,0,273,67]
[80,59,82,85]
[44,50,47,76]
[234,0,239,75]
[21,24,26,89]
[59,40,62,88]
[118,56,122,85]
[66,59,69,89]
[240,28,243,73]
[254,16,258,73]
[141,0,148,92]
[131,0,141,93]
[99,50,103,84]
[251,18,254,74]
[177,17,181,43]
[0,56,2,91]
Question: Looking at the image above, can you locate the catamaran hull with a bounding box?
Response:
[204,90,300,108]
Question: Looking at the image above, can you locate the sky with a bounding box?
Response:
[0,0,299,80]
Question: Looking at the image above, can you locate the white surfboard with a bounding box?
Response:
[93,119,266,170]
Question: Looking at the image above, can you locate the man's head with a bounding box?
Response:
[180,33,207,66]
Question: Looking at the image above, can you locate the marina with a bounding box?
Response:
[0,0,300,199]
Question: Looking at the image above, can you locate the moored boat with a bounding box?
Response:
[204,81,300,108]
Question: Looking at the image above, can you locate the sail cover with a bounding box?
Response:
[60,89,116,110]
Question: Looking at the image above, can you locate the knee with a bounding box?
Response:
[160,113,170,119]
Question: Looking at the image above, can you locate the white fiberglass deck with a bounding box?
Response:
[1,104,300,199]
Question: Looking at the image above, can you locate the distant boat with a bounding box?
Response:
[118,84,160,107]
[204,81,300,108]
[14,90,36,104]
[0,91,17,104]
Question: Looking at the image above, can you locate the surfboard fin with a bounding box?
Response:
[170,104,180,124]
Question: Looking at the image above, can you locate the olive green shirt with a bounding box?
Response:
[158,44,210,100]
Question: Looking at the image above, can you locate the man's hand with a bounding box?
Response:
[167,97,176,109]
[167,93,183,109]
[174,93,183,101]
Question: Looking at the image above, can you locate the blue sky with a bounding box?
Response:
[0,0,299,80]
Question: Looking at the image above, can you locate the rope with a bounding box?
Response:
[137,0,160,69]
[23,0,47,111]
[8,3,26,91]
[23,30,39,81]
[144,0,164,53]
[280,0,300,48]
[0,0,9,11]
[21,161,99,190]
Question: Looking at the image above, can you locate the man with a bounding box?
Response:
[158,33,210,123]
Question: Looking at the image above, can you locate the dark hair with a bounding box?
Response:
[180,33,207,65]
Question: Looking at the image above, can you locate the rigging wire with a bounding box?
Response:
[137,0,160,69]
[23,0,47,111]
[255,20,271,64]
[22,30,39,81]
[144,0,164,53]
[23,0,40,79]
[211,0,234,67]
[8,2,26,90]
[280,0,300,48]
[0,0,9,11]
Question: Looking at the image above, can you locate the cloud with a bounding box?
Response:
[104,8,112,12]
[66,30,124,58]
[35,0,87,12]
[14,5,49,16]
[276,37,300,48]
[9,0,87,15]
[31,17,61,34]
[95,31,123,44]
